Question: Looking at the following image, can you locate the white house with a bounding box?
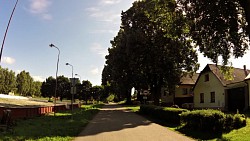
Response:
[193,64,249,111]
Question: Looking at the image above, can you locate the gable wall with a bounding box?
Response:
[194,72,225,110]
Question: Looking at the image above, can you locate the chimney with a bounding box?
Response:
[244,65,248,76]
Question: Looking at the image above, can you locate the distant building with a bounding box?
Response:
[161,73,199,107]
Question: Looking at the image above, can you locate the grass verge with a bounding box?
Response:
[125,105,140,112]
[0,104,102,141]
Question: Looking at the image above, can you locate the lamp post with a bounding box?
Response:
[66,63,73,78]
[75,74,81,81]
[66,63,74,119]
[0,0,19,63]
[75,74,81,104]
[49,43,60,116]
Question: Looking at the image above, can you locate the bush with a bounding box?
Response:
[106,94,115,102]
[140,105,188,124]
[180,109,247,132]
[224,114,234,131]
[233,114,247,129]
[180,109,225,132]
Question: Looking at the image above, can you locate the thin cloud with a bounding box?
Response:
[28,0,52,20]
[90,43,108,58]
[32,75,45,82]
[100,0,122,5]
[86,7,120,23]
[90,29,117,35]
[2,57,15,65]
[90,67,99,75]
[85,7,100,13]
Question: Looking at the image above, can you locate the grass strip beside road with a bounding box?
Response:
[125,105,140,112]
[0,104,102,141]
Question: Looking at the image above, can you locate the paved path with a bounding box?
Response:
[73,104,195,141]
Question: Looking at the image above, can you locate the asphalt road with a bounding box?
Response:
[73,104,195,141]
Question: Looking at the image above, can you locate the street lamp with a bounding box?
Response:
[49,43,60,116]
[75,74,81,82]
[66,62,74,119]
[66,63,73,78]
[75,73,81,104]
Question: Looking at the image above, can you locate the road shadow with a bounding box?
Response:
[77,104,152,137]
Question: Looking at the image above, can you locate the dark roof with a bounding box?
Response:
[202,64,249,86]
[179,73,199,85]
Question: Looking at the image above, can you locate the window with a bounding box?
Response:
[182,88,188,95]
[205,74,209,82]
[210,92,215,103]
[200,93,204,103]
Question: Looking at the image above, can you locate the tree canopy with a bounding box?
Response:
[103,0,199,105]
[176,0,249,65]
[0,66,16,94]
[0,67,41,97]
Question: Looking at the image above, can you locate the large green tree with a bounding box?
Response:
[16,70,33,96]
[91,85,104,101]
[41,76,55,98]
[81,80,92,103]
[41,76,71,100]
[104,29,135,104]
[0,66,16,94]
[31,81,42,97]
[175,0,249,66]
[57,75,70,100]
[103,0,198,105]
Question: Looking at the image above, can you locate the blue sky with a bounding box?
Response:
[0,0,136,85]
[1,0,250,86]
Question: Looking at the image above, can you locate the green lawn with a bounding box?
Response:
[0,104,102,141]
[215,118,250,141]
[125,105,250,141]
[125,105,140,112]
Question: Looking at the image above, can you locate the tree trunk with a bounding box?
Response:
[125,89,132,104]
[168,84,175,105]
[152,85,161,106]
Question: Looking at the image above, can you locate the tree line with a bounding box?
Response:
[102,0,250,105]
[41,75,103,101]
[0,66,105,101]
[41,76,106,102]
[0,66,42,97]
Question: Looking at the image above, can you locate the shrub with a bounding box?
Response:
[140,105,188,124]
[224,114,234,131]
[180,109,226,132]
[233,114,247,129]
[106,94,115,102]
[180,109,247,132]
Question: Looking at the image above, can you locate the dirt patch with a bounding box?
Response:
[0,98,54,108]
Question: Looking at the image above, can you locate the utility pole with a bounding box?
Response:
[0,0,19,63]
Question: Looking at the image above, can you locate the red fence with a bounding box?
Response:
[0,103,80,120]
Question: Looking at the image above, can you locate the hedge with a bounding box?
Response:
[140,105,188,124]
[180,109,247,132]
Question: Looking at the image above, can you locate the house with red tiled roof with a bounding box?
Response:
[193,64,249,111]
[161,73,199,107]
